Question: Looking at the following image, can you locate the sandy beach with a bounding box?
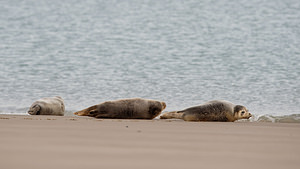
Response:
[1,115,299,169]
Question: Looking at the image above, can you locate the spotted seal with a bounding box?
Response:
[160,100,251,122]
[28,96,65,116]
[74,98,166,119]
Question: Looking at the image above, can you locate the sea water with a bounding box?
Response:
[0,0,299,121]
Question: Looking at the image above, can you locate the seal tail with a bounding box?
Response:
[74,105,98,116]
[160,111,184,119]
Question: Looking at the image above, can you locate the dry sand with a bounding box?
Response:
[0,115,300,169]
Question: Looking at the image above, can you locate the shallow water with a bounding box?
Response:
[0,0,299,119]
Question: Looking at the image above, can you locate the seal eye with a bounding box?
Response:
[241,111,245,115]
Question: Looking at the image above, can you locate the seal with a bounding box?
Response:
[28,96,65,116]
[74,98,166,119]
[160,100,252,122]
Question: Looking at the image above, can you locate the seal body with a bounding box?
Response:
[74,98,166,119]
[160,100,251,122]
[28,96,65,116]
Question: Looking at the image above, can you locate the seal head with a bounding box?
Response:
[233,105,252,120]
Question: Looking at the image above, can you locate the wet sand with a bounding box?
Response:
[0,115,300,169]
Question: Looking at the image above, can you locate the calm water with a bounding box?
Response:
[1,0,299,118]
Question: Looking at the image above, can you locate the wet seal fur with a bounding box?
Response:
[28,96,65,116]
[160,100,252,122]
[74,98,166,119]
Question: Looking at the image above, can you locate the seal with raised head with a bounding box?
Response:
[28,96,65,116]
[74,98,166,119]
[160,100,252,122]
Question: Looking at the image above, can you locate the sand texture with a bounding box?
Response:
[0,115,300,169]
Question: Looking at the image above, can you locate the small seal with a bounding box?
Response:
[160,100,252,122]
[28,96,65,116]
[74,98,166,119]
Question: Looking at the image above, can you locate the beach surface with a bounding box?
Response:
[1,115,300,169]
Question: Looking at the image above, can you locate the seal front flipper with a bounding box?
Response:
[182,114,200,121]
[94,113,113,118]
[28,104,41,115]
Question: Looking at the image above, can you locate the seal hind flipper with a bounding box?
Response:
[74,105,98,116]
[160,111,184,119]
[28,104,41,115]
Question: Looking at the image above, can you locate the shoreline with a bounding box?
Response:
[1,114,300,169]
[1,113,300,123]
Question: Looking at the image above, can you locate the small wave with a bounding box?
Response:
[250,114,300,123]
[0,107,28,115]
